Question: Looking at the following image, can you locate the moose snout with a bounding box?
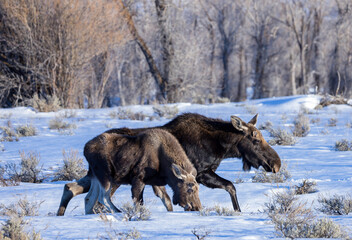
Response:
[272,163,281,173]
[184,202,201,211]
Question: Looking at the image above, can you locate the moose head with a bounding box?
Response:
[231,114,281,173]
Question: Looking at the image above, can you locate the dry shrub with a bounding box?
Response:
[52,149,87,181]
[268,127,297,146]
[30,94,61,112]
[120,202,151,221]
[0,162,19,187]
[0,197,43,217]
[292,113,310,137]
[258,120,273,131]
[252,161,291,183]
[109,108,147,121]
[152,105,179,119]
[0,198,43,240]
[244,105,257,115]
[191,227,211,240]
[328,118,338,127]
[0,121,19,142]
[294,179,317,195]
[335,139,352,151]
[265,190,349,239]
[318,95,349,108]
[318,194,352,215]
[0,214,42,240]
[98,226,141,240]
[15,124,37,137]
[3,151,44,183]
[310,118,320,124]
[18,151,43,183]
[48,117,77,134]
[199,204,238,216]
[58,110,77,118]
[214,97,230,103]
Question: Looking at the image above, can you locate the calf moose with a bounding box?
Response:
[84,129,201,214]
[58,113,281,215]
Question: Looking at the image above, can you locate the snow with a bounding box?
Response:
[0,95,351,239]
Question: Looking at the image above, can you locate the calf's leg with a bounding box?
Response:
[131,178,146,205]
[152,186,173,211]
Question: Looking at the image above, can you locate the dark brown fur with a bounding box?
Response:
[58,113,281,215]
[84,129,201,214]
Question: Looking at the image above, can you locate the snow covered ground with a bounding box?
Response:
[0,95,351,239]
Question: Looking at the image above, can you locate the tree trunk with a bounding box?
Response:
[117,0,167,102]
[155,0,174,102]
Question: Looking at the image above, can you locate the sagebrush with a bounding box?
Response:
[120,202,151,221]
[52,149,87,181]
[292,113,310,137]
[294,179,317,195]
[335,139,352,151]
[317,194,352,215]
[267,127,297,146]
[265,190,349,239]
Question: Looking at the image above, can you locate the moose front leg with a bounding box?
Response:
[152,186,173,211]
[197,169,241,212]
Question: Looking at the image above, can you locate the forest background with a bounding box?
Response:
[0,0,351,109]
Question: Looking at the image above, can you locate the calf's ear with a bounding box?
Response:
[231,116,248,132]
[248,114,258,126]
[171,163,187,180]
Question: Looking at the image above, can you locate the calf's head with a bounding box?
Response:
[231,114,281,173]
[171,164,201,211]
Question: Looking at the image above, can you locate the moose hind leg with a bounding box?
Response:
[197,170,241,212]
[152,186,173,211]
[97,180,121,213]
[57,175,91,216]
[85,177,100,214]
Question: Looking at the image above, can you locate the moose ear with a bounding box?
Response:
[171,163,187,180]
[248,113,258,126]
[231,116,248,132]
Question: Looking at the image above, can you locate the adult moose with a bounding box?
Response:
[84,129,201,214]
[57,113,281,215]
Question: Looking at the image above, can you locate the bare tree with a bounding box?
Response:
[327,0,352,96]
[0,0,127,108]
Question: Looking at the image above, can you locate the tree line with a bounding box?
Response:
[0,0,351,108]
